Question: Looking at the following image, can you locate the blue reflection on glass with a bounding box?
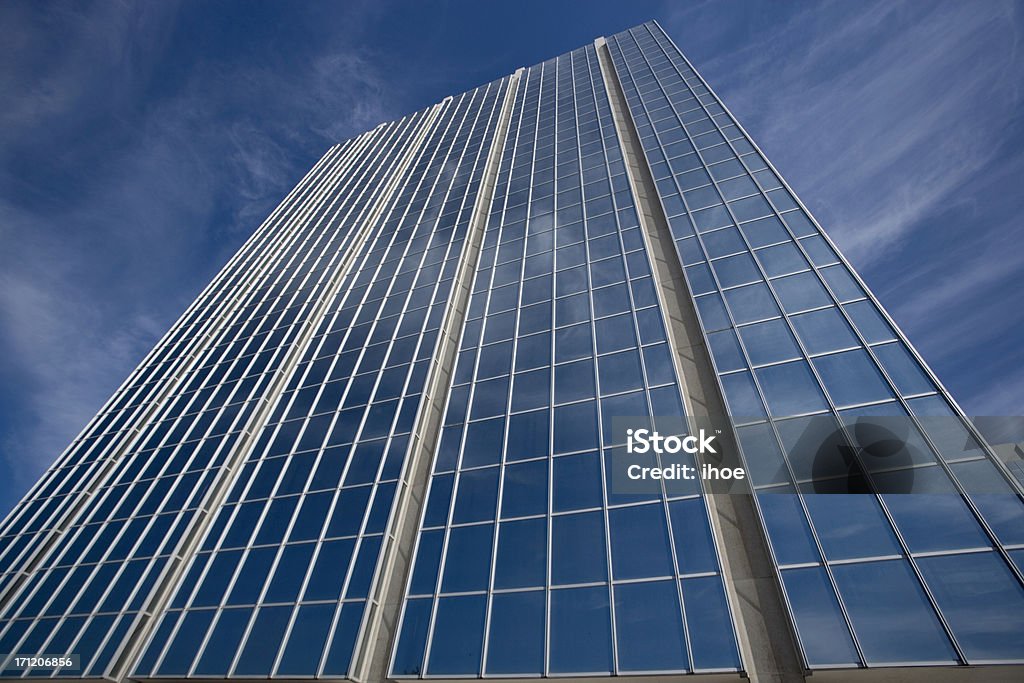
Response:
[614,580,688,672]
[782,566,860,666]
[683,576,741,670]
[550,586,613,673]
[486,591,545,674]
[832,560,955,664]
[917,552,1024,662]
[428,595,486,674]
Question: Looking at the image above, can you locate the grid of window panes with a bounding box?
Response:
[0,137,362,597]
[390,45,741,678]
[607,20,1024,668]
[131,78,509,680]
[0,112,438,678]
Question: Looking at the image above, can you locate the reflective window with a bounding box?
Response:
[757,491,819,565]
[552,511,608,585]
[756,361,829,417]
[614,581,688,671]
[486,591,545,674]
[549,586,613,673]
[427,595,486,674]
[812,349,894,408]
[708,329,746,372]
[738,318,801,366]
[917,552,1024,662]
[872,342,934,396]
[790,307,858,355]
[494,518,546,588]
[609,503,674,579]
[771,272,832,313]
[782,566,859,666]
[832,560,956,664]
[723,282,781,324]
[683,576,741,670]
[756,242,808,278]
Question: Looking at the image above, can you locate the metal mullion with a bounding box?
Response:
[331,83,500,678]
[480,64,546,679]
[418,78,531,679]
[560,48,620,677]
[588,40,704,674]
[329,93,485,679]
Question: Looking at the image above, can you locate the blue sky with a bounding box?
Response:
[1,0,1021,515]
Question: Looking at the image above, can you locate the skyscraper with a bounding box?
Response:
[1,18,1022,682]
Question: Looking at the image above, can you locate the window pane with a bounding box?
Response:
[712,253,761,288]
[549,586,613,674]
[277,603,335,675]
[790,307,858,355]
[708,329,746,373]
[843,300,895,343]
[812,349,894,408]
[782,566,859,666]
[427,595,486,674]
[501,459,548,518]
[494,518,546,589]
[609,503,674,580]
[723,282,780,324]
[832,560,955,664]
[772,272,832,313]
[757,491,819,565]
[756,361,829,417]
[486,591,545,674]
[872,342,934,396]
[235,605,291,675]
[756,242,808,278]
[738,318,801,366]
[441,524,492,593]
[668,497,718,574]
[917,552,1024,662]
[552,511,607,585]
[391,599,431,676]
[614,581,688,672]
[801,491,901,560]
[736,422,790,486]
[720,371,767,422]
[682,576,741,670]
[553,451,602,512]
[452,467,499,523]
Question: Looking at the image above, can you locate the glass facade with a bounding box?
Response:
[1,18,1021,683]
[606,21,1024,670]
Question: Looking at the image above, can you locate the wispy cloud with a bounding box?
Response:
[672,0,1022,264]
[0,0,396,510]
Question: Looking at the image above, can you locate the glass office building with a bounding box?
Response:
[1,20,1022,683]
